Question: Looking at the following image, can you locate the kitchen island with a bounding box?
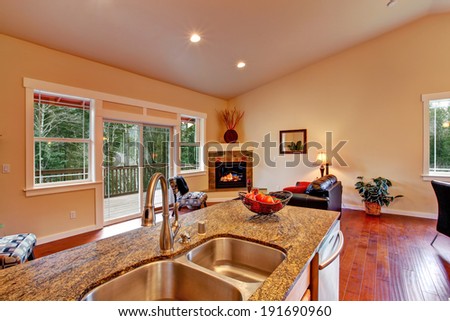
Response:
[0,200,339,301]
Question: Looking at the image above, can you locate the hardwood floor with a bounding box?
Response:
[34,208,450,301]
[339,209,450,301]
[34,218,142,258]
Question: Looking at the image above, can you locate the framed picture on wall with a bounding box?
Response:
[279,129,307,154]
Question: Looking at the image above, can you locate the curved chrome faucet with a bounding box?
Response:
[142,172,180,254]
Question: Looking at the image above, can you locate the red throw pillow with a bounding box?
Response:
[283,186,304,193]
[283,181,310,194]
[296,181,311,189]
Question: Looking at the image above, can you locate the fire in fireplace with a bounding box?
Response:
[215,161,247,189]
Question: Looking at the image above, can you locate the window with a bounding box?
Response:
[422,92,450,179]
[180,116,204,173]
[33,90,93,185]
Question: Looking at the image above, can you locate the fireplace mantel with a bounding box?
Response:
[206,142,256,152]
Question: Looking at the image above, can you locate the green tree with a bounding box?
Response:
[34,102,90,182]
[103,122,139,168]
[180,118,198,170]
[430,105,450,171]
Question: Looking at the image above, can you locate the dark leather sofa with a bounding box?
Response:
[286,174,342,212]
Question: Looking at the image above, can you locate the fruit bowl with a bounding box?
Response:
[238,190,293,215]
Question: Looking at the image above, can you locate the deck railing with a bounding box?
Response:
[35,164,169,198]
[103,164,168,197]
[34,168,88,184]
[103,166,139,197]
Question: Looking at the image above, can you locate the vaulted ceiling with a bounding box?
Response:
[1,0,450,99]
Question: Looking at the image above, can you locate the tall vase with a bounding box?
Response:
[224,129,238,143]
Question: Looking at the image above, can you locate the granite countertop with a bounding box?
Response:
[0,200,339,301]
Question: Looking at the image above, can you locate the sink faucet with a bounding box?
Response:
[142,172,180,254]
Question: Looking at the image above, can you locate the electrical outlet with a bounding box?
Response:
[70,211,77,219]
[2,164,11,174]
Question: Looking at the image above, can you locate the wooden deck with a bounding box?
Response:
[104,188,242,221]
[104,190,163,221]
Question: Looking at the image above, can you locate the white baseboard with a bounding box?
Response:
[343,204,437,220]
[36,224,101,245]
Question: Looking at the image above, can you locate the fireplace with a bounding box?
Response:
[208,149,253,190]
[215,161,246,189]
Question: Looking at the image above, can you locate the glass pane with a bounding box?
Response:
[103,122,140,221]
[34,141,88,184]
[142,125,171,208]
[180,145,199,171]
[34,102,90,139]
[143,126,170,189]
[180,118,196,143]
[103,122,139,168]
[429,99,450,173]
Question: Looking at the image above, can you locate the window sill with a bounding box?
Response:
[24,181,103,197]
[421,173,450,182]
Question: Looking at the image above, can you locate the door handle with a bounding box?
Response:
[318,231,344,270]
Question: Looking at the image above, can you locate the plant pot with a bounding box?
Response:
[364,202,381,216]
[224,129,238,143]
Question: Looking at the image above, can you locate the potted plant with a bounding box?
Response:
[288,140,303,152]
[354,176,403,216]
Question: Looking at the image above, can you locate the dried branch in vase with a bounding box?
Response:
[220,106,244,130]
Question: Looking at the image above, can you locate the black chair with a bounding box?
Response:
[431,180,450,246]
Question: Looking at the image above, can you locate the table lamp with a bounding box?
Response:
[317,151,329,177]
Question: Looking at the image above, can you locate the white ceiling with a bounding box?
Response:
[1,0,450,99]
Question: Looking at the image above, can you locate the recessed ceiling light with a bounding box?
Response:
[190,33,201,43]
[237,61,246,69]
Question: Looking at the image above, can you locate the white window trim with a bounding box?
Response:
[421,91,450,182]
[34,90,95,187]
[25,87,97,196]
[24,78,206,118]
[178,115,206,175]
[24,78,208,196]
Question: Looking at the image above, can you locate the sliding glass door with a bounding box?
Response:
[142,125,171,210]
[103,121,171,223]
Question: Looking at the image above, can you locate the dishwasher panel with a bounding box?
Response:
[317,221,343,301]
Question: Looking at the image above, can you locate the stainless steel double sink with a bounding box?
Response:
[82,237,286,301]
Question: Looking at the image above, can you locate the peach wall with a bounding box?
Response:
[0,34,226,240]
[231,13,450,218]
